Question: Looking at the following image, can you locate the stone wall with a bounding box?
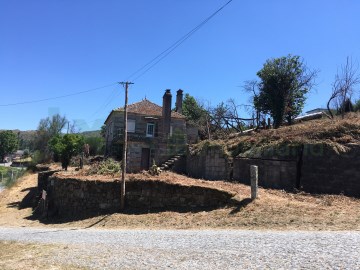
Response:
[47,175,235,216]
[233,143,360,197]
[187,146,232,180]
[38,170,61,192]
[301,144,360,197]
[172,155,187,174]
[49,177,120,215]
[233,158,298,190]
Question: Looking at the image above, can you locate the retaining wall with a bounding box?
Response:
[233,143,360,197]
[187,146,231,180]
[301,144,360,196]
[46,175,235,216]
[233,158,298,190]
[38,170,60,192]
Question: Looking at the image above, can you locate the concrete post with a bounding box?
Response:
[250,165,258,200]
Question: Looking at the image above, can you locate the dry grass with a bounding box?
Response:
[0,172,359,231]
[0,241,84,270]
[190,113,360,157]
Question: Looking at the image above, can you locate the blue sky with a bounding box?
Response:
[1,0,359,131]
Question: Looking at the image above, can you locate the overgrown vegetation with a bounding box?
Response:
[190,113,360,158]
[85,158,121,175]
[49,134,84,170]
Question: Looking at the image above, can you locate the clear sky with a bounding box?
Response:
[1,0,359,131]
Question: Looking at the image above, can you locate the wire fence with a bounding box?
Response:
[0,167,27,190]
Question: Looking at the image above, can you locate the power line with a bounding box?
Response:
[0,83,117,107]
[86,0,234,123]
[89,85,119,118]
[128,0,234,81]
[0,0,233,110]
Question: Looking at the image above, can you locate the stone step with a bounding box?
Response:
[160,153,185,171]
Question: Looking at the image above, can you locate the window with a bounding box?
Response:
[127,120,135,133]
[146,123,155,137]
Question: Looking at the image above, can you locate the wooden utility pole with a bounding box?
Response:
[119,81,134,210]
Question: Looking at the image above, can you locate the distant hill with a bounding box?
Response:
[80,130,101,138]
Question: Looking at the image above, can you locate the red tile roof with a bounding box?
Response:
[114,99,185,119]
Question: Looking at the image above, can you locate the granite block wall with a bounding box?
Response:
[46,175,235,216]
[301,144,360,197]
[187,146,231,180]
[233,158,298,190]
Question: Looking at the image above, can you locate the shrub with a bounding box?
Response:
[149,160,162,176]
[86,158,121,175]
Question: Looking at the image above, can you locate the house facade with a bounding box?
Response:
[104,89,188,172]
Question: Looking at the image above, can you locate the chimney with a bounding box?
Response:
[162,89,172,137]
[175,89,183,114]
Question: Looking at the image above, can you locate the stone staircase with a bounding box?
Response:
[159,154,184,171]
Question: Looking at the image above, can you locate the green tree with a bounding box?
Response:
[34,114,68,162]
[182,94,210,139]
[183,94,205,123]
[84,136,105,156]
[256,55,318,128]
[49,134,84,170]
[0,131,18,162]
[354,99,360,112]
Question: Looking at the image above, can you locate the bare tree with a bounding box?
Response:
[243,80,261,128]
[206,99,257,139]
[327,57,360,118]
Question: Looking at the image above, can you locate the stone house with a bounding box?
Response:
[104,89,189,172]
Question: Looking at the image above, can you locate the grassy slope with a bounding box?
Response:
[190,113,360,158]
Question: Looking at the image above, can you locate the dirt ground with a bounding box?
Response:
[0,172,359,231]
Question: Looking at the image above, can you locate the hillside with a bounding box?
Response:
[191,112,360,158]
[81,130,101,138]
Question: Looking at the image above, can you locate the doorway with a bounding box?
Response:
[141,148,150,170]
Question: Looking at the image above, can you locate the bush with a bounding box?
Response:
[86,158,121,175]
[149,160,161,175]
[27,150,45,172]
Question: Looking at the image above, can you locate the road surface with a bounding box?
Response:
[0,227,359,269]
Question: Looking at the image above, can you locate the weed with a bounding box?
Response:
[86,158,121,175]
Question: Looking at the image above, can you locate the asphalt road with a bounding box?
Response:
[1,227,359,269]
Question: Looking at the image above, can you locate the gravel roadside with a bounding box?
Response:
[0,227,359,269]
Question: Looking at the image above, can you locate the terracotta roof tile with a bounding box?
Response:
[115,99,185,119]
